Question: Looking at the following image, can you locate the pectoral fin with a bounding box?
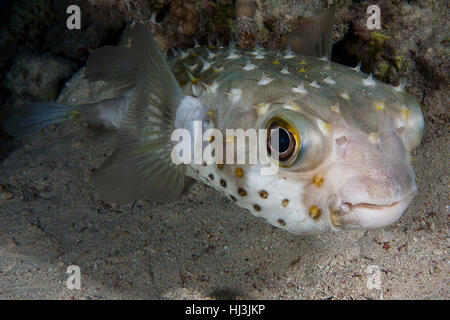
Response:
[91,24,186,204]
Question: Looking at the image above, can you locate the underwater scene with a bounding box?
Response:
[0,0,448,301]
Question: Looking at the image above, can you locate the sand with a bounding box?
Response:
[0,109,448,299]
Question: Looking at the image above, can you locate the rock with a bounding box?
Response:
[359,236,383,260]
[0,30,17,71]
[6,53,77,109]
[44,23,111,62]
[1,192,14,200]
[171,0,200,36]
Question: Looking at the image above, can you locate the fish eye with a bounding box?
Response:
[266,118,300,166]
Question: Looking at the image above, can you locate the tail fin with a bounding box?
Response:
[90,24,187,204]
[3,102,76,138]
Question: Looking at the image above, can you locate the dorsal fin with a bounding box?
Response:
[285,7,335,59]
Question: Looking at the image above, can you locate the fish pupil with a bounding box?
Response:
[278,128,290,153]
[267,120,297,163]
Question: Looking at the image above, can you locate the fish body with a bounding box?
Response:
[4,23,425,234]
[167,43,424,233]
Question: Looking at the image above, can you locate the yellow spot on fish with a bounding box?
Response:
[206,109,215,118]
[313,173,324,186]
[208,135,215,143]
[374,101,385,111]
[299,60,307,65]
[273,59,280,65]
[70,109,81,121]
[324,123,333,133]
[253,102,270,115]
[298,67,306,73]
[330,103,340,113]
[187,72,199,84]
[213,65,224,73]
[309,206,322,220]
[339,91,350,100]
[283,98,301,111]
[369,132,380,143]
[317,119,333,135]
[402,107,412,119]
[234,167,244,178]
[286,104,300,111]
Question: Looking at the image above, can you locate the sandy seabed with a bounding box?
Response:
[0,113,448,299]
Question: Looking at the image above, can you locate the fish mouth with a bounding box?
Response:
[343,201,400,210]
[330,193,416,230]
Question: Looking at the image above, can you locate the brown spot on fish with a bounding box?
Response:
[278,219,286,226]
[253,204,261,211]
[217,164,224,170]
[208,174,214,180]
[230,195,237,202]
[259,190,268,199]
[238,188,247,197]
[281,199,289,207]
[220,179,227,187]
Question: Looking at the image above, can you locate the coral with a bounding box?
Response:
[170,0,200,36]
[6,53,76,109]
[84,0,151,29]
[0,30,17,71]
[196,0,235,45]
[8,0,55,46]
[336,0,449,123]
[44,22,111,62]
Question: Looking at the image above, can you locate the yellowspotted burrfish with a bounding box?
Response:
[4,14,425,234]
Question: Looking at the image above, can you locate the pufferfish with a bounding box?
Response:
[4,15,425,234]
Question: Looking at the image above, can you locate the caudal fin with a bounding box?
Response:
[3,102,75,138]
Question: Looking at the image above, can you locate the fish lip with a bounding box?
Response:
[341,190,417,214]
[343,201,400,210]
[330,192,416,230]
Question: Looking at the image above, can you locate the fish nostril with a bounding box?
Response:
[336,136,346,145]
[396,126,405,134]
